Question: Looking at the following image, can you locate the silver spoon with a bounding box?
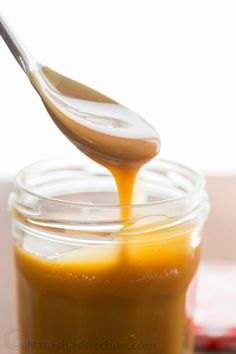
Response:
[0,13,160,168]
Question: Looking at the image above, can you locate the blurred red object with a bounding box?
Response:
[195,261,236,351]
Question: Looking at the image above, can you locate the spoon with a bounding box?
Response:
[0,13,160,169]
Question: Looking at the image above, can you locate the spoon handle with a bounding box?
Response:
[0,13,34,75]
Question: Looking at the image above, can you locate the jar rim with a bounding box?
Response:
[15,155,206,210]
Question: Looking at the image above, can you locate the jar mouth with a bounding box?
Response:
[15,155,205,210]
[11,155,209,243]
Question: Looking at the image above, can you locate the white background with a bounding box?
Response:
[1,0,236,180]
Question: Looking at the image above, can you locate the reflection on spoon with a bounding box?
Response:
[30,66,160,168]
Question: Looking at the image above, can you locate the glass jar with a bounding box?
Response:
[10,156,209,354]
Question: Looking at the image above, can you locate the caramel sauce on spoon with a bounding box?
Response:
[30,66,160,213]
